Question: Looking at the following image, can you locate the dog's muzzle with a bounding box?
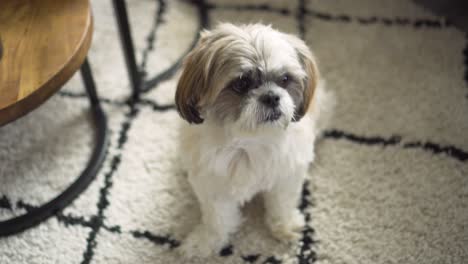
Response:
[259,91,282,122]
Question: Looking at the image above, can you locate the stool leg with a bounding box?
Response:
[0,59,109,237]
[112,0,141,101]
[80,58,100,106]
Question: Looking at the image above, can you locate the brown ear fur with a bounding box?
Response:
[296,54,319,121]
[175,36,210,124]
[286,35,320,122]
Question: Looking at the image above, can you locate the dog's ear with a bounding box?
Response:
[284,34,320,122]
[175,31,212,124]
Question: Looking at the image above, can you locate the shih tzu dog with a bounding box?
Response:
[175,23,333,257]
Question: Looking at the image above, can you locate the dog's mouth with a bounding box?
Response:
[264,110,282,122]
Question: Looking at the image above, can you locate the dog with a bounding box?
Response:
[175,23,333,257]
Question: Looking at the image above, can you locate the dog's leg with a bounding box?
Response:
[263,168,306,242]
[180,193,241,258]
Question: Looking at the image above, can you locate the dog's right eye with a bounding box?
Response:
[230,76,252,94]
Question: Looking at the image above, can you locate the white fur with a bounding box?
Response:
[178,83,333,258]
[176,24,334,258]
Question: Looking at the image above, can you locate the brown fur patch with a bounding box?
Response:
[284,34,319,121]
[175,39,210,124]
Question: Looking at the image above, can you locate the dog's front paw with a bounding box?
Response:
[266,209,305,242]
[179,225,225,258]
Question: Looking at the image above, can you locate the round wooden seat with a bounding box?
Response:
[0,0,92,126]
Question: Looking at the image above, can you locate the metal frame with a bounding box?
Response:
[112,0,141,100]
[0,59,109,236]
[0,0,141,237]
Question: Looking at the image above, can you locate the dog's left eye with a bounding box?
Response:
[231,76,252,94]
[280,74,291,86]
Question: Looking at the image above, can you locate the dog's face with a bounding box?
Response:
[176,23,319,131]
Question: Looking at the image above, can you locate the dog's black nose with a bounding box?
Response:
[259,92,280,108]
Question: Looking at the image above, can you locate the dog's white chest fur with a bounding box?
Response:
[179,115,316,203]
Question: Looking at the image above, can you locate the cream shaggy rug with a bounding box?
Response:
[1,0,467,263]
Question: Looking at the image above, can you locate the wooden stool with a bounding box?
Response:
[0,0,109,236]
[0,0,92,125]
[0,0,144,236]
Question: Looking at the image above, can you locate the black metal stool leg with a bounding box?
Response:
[0,59,109,237]
[81,58,100,106]
[112,0,141,101]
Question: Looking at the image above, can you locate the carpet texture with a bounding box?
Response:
[1,0,467,263]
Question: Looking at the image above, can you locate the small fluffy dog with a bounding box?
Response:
[175,23,333,257]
